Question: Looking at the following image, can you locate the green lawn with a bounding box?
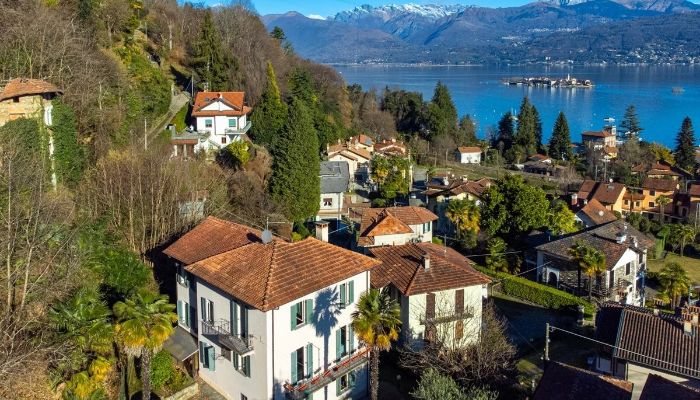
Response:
[648,253,700,285]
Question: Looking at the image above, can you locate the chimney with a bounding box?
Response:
[218,92,222,99]
[583,198,588,205]
[616,224,628,244]
[442,177,449,186]
[683,319,694,336]
[261,229,273,244]
[653,308,659,316]
[571,193,578,206]
[423,253,431,270]
[315,221,329,242]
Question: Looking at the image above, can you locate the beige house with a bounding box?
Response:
[0,78,62,127]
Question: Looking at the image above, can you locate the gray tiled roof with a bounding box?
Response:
[320,161,350,194]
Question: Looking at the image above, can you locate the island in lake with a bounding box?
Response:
[502,75,593,88]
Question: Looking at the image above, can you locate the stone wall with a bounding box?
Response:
[163,382,198,400]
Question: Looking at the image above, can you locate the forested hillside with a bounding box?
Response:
[0,1,380,398]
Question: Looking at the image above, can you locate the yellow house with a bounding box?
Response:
[0,78,62,127]
[640,178,679,221]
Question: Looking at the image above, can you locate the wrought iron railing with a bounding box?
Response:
[283,348,369,400]
[201,319,253,355]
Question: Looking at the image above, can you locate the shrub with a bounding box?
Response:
[474,265,595,318]
[151,350,176,391]
[94,247,150,297]
[411,368,465,400]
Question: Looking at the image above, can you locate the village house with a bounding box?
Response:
[369,243,490,348]
[318,161,350,221]
[0,78,62,127]
[456,146,482,164]
[582,126,617,149]
[533,361,633,400]
[425,176,492,234]
[163,217,379,400]
[374,138,408,157]
[573,198,618,228]
[632,161,686,181]
[535,220,653,306]
[595,303,700,399]
[356,206,437,252]
[347,134,374,153]
[638,178,681,221]
[575,180,627,214]
[171,91,252,157]
[638,374,700,400]
[327,139,372,182]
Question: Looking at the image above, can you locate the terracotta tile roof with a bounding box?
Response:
[374,139,407,156]
[369,242,491,295]
[577,199,618,226]
[166,217,380,311]
[425,178,492,199]
[689,184,700,197]
[631,164,647,173]
[191,91,251,117]
[457,146,481,153]
[164,217,273,265]
[358,207,437,246]
[532,361,633,400]
[639,374,700,400]
[643,178,679,192]
[582,130,614,138]
[349,134,374,147]
[596,303,700,379]
[577,180,626,206]
[0,78,62,102]
[536,220,654,271]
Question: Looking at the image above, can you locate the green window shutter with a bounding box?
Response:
[291,351,298,384]
[335,329,342,361]
[231,300,238,335]
[233,354,239,369]
[306,343,313,377]
[243,356,251,377]
[207,346,216,371]
[305,299,313,324]
[349,325,355,353]
[336,376,342,396]
[339,283,346,306]
[184,303,190,328]
[200,297,206,321]
[177,301,183,322]
[199,341,206,365]
[350,370,357,387]
[290,303,297,331]
[348,281,355,304]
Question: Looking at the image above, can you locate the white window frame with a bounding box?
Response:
[294,301,306,328]
[202,298,214,323]
[228,118,237,128]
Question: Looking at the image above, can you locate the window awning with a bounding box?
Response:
[163,326,198,362]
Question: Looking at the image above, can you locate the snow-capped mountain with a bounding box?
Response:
[333,4,466,22]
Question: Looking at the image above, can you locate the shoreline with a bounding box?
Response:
[326,62,700,68]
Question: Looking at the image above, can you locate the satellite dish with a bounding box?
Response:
[598,211,605,217]
[261,230,273,244]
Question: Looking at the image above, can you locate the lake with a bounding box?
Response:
[334,65,700,148]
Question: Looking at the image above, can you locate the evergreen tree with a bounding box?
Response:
[250,62,287,147]
[426,82,457,140]
[52,99,86,187]
[456,115,478,146]
[495,111,514,152]
[514,97,536,155]
[621,105,643,136]
[532,105,543,153]
[191,11,235,91]
[269,98,320,222]
[548,112,572,161]
[287,67,316,106]
[270,26,286,40]
[674,117,696,171]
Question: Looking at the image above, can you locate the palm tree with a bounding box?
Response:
[677,224,696,257]
[657,195,672,224]
[445,198,480,239]
[351,288,401,400]
[113,289,177,400]
[658,262,691,308]
[569,242,606,300]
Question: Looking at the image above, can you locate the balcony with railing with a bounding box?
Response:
[420,307,475,325]
[201,319,253,355]
[224,121,252,135]
[283,347,369,400]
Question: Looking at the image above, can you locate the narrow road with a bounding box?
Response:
[147,91,190,141]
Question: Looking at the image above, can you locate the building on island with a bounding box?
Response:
[163,216,380,400]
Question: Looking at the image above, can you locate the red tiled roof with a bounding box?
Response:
[374,139,407,155]
[349,134,374,147]
[457,146,481,154]
[191,91,251,117]
[0,78,62,102]
[533,361,633,400]
[639,374,700,400]
[596,303,700,379]
[577,199,618,226]
[369,242,490,295]
[358,207,437,246]
[643,178,679,193]
[171,138,198,145]
[165,217,380,311]
[582,130,614,138]
[577,180,626,205]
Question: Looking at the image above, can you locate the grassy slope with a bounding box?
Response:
[648,253,700,286]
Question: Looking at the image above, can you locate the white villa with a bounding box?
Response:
[171,91,252,158]
[456,146,482,164]
[356,206,438,252]
[369,243,491,348]
[163,217,378,400]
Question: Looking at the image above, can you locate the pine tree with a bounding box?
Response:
[495,111,514,152]
[191,11,235,92]
[532,105,543,153]
[514,97,536,156]
[621,105,643,136]
[456,115,478,146]
[674,117,696,171]
[426,82,457,140]
[548,112,572,161]
[270,26,286,40]
[250,62,287,147]
[269,98,321,222]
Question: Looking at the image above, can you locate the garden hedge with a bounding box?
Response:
[474,265,595,318]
